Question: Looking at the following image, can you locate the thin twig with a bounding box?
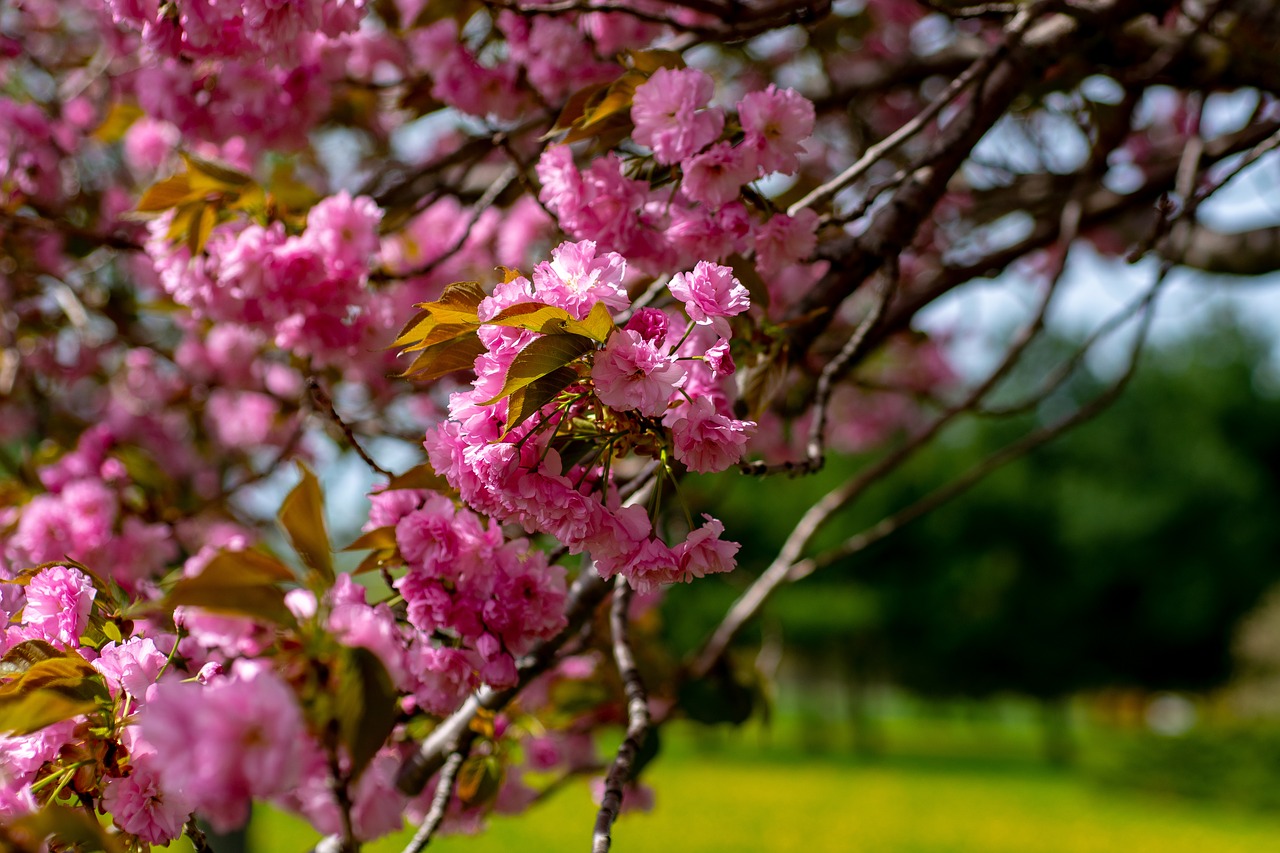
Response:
[801,263,1169,577]
[308,377,391,479]
[693,200,1081,678]
[787,2,1045,217]
[740,260,898,476]
[590,577,652,853]
[401,734,475,853]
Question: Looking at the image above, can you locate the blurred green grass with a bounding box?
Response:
[239,718,1280,853]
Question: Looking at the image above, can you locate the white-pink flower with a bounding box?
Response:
[593,329,685,417]
[671,397,755,473]
[738,85,815,175]
[531,240,630,319]
[668,261,750,326]
[631,67,724,165]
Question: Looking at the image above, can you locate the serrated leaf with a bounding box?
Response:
[279,464,334,587]
[334,646,400,782]
[573,300,617,343]
[0,653,109,735]
[8,804,126,852]
[342,527,398,552]
[137,174,194,213]
[481,334,595,406]
[401,321,486,353]
[0,639,63,677]
[456,754,505,808]
[503,365,580,434]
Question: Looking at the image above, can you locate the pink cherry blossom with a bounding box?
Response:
[593,329,685,417]
[631,67,725,165]
[668,261,751,325]
[670,397,755,473]
[738,85,815,175]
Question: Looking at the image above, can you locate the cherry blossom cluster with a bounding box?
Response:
[424,240,752,591]
[146,192,383,364]
[538,71,822,307]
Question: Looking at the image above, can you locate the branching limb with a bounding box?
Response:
[590,577,652,853]
[695,201,1081,677]
[801,264,1169,578]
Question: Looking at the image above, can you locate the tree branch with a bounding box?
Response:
[590,577,652,853]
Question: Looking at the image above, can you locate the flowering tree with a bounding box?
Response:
[2,0,1278,849]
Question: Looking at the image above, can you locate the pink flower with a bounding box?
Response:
[670,397,755,473]
[531,240,630,319]
[302,191,383,278]
[102,761,192,845]
[138,664,307,832]
[24,564,96,646]
[754,209,819,275]
[624,308,670,343]
[93,637,169,704]
[668,261,750,326]
[592,330,685,417]
[738,85,815,175]
[631,67,724,165]
[682,141,756,208]
[672,515,739,582]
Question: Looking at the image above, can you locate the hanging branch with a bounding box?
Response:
[590,577,652,853]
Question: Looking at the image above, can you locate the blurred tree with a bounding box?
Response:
[680,317,1280,759]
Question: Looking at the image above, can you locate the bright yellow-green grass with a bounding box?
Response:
[241,739,1280,853]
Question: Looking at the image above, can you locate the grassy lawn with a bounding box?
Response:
[242,722,1280,853]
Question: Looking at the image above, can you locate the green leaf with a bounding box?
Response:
[136,174,194,213]
[503,365,581,434]
[0,653,109,735]
[546,80,611,138]
[165,583,297,627]
[481,334,595,406]
[181,151,254,189]
[279,464,334,587]
[0,639,63,677]
[625,49,686,74]
[342,526,398,552]
[93,101,144,143]
[383,462,456,494]
[334,646,400,782]
[162,548,298,626]
[489,300,615,343]
[400,332,487,382]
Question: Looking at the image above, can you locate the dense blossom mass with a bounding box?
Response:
[2,0,1239,847]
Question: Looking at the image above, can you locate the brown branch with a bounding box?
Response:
[401,735,475,853]
[801,264,1168,577]
[591,577,652,853]
[308,377,391,479]
[692,200,1081,678]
